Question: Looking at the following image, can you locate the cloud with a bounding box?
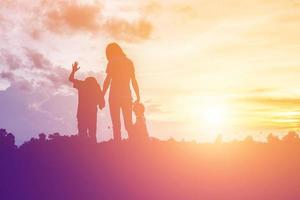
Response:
[0,71,15,82]
[239,96,300,108]
[44,66,70,87]
[24,48,52,70]
[0,48,76,93]
[104,18,153,42]
[1,0,154,43]
[45,3,102,33]
[42,1,153,42]
[0,50,24,70]
[0,80,77,144]
[0,45,108,93]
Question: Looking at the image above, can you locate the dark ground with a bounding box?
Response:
[1,129,300,200]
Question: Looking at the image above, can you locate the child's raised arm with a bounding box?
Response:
[69,62,80,83]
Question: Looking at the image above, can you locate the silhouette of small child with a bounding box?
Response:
[69,62,105,142]
[132,102,149,141]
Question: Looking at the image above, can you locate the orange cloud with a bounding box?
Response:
[46,3,101,33]
[44,1,153,42]
[105,18,153,42]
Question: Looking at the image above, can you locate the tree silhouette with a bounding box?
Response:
[0,129,16,150]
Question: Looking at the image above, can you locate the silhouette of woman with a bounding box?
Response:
[103,43,140,141]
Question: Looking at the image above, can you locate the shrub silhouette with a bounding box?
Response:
[282,131,300,143]
[267,133,281,144]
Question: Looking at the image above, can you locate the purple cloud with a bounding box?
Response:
[0,50,24,70]
[24,48,52,70]
[0,71,15,82]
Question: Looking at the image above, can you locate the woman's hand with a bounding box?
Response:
[134,95,140,104]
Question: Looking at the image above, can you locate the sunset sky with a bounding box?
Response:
[1,0,300,144]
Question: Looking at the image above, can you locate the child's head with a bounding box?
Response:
[84,77,100,90]
[133,102,145,117]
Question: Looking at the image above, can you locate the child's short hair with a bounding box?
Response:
[85,77,98,86]
[132,102,148,141]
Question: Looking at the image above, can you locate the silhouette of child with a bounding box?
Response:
[69,62,105,142]
[132,102,149,141]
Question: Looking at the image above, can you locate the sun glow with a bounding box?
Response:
[194,101,232,141]
[202,105,227,127]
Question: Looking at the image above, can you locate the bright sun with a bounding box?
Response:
[189,99,232,141]
[197,102,231,137]
[202,105,227,127]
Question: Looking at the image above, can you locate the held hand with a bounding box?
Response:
[99,104,105,110]
[72,62,80,72]
[134,96,140,104]
[99,99,105,110]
